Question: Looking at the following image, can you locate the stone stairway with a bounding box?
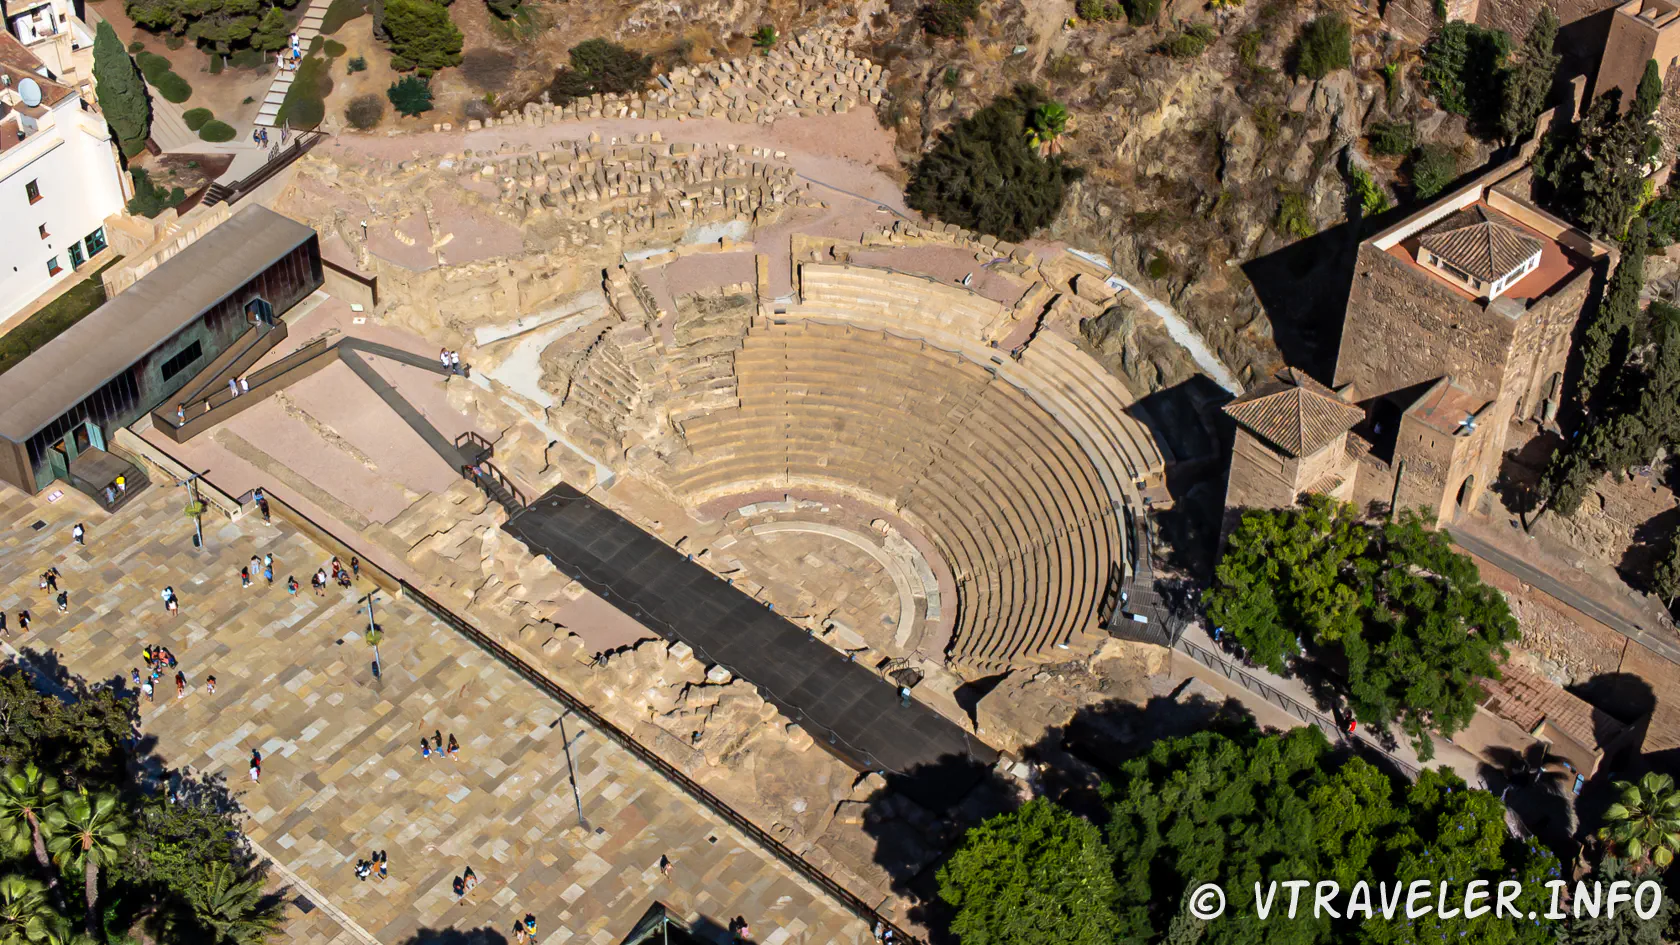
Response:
[254,0,329,127]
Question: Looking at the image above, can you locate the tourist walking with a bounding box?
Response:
[206,674,216,694]
[1,612,8,637]
[287,575,299,595]
[440,349,451,372]
[350,556,360,581]
[229,378,240,398]
[263,563,273,586]
[446,733,459,760]
[71,522,84,545]
[15,611,27,633]
[377,851,388,881]
[658,854,672,877]
[239,376,249,394]
[142,678,154,703]
[130,668,141,690]
[175,671,186,699]
[420,738,432,760]
[55,591,67,614]
[449,350,463,375]
[41,570,55,592]
[240,567,251,589]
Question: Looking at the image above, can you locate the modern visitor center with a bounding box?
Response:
[0,205,321,497]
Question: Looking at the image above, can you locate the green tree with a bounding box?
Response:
[185,0,261,55]
[1206,498,1518,756]
[1106,728,1558,945]
[0,767,62,907]
[250,6,289,52]
[386,74,432,116]
[1536,59,1662,237]
[1294,13,1351,80]
[1422,21,1512,130]
[1123,0,1160,26]
[546,39,652,104]
[937,798,1120,945]
[381,0,461,73]
[906,87,1083,241]
[1600,772,1680,867]
[0,875,56,945]
[188,863,284,945]
[1498,7,1559,142]
[44,793,128,937]
[1563,857,1674,944]
[1576,217,1648,411]
[1411,143,1459,198]
[1539,434,1602,517]
[91,21,150,157]
[1655,529,1680,610]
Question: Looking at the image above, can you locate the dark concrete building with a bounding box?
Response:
[0,205,320,495]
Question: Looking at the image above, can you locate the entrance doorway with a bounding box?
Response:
[1456,474,1476,509]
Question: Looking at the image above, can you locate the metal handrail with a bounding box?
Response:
[398,579,919,944]
[462,461,526,510]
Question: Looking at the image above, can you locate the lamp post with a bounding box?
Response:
[363,592,382,678]
[173,471,207,548]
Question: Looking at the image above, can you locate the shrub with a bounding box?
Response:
[323,38,347,56]
[182,106,213,130]
[229,48,265,69]
[164,33,183,49]
[922,0,980,36]
[1146,250,1171,279]
[347,55,368,72]
[905,87,1084,242]
[1411,143,1458,198]
[1276,190,1314,238]
[1075,0,1124,19]
[1294,13,1350,80]
[198,119,236,141]
[321,0,367,33]
[752,25,777,52]
[208,53,223,73]
[485,0,520,17]
[251,6,289,51]
[1421,21,1512,129]
[127,40,145,53]
[387,74,433,116]
[1349,166,1391,216]
[1237,28,1263,69]
[94,22,151,156]
[461,47,514,89]
[136,51,192,102]
[383,0,463,72]
[154,70,191,102]
[1368,120,1414,155]
[276,54,332,127]
[346,92,385,128]
[1124,0,1159,25]
[126,168,187,219]
[546,39,652,104]
[1156,22,1214,57]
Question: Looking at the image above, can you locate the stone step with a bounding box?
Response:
[257,102,282,117]
[264,91,287,105]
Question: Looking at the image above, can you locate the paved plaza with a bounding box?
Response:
[0,485,870,945]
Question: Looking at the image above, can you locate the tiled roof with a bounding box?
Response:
[1418,206,1542,282]
[1479,662,1632,773]
[1222,368,1364,458]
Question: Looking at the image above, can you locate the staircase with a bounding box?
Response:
[254,0,331,127]
[456,432,526,516]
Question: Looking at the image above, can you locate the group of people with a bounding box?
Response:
[450,866,479,898]
[240,552,277,589]
[132,644,204,704]
[100,477,128,507]
[438,349,465,376]
[511,913,539,944]
[159,585,181,616]
[309,556,358,595]
[39,567,66,616]
[354,851,389,881]
[419,730,459,760]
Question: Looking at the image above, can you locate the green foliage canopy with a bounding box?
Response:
[905,87,1083,242]
[1422,21,1512,130]
[382,0,462,73]
[546,39,651,104]
[386,74,432,116]
[1498,7,1559,142]
[92,21,151,157]
[1294,13,1351,80]
[1536,59,1662,237]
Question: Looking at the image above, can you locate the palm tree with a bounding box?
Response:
[1025,102,1071,157]
[190,864,285,945]
[1600,772,1680,867]
[0,874,56,945]
[44,793,127,937]
[0,766,63,906]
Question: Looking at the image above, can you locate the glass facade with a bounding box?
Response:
[20,239,322,491]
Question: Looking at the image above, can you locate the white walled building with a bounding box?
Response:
[0,0,92,89]
[0,29,126,324]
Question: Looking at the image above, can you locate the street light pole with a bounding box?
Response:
[174,472,207,549]
[363,592,382,678]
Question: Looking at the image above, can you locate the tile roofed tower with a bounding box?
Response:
[1222,368,1364,458]
[1416,205,1544,299]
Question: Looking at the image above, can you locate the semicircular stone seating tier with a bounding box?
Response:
[668,312,1133,674]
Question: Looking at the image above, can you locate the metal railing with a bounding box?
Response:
[398,580,919,944]
[1173,636,1421,781]
[455,430,495,461]
[462,461,527,511]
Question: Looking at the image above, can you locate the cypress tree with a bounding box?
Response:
[1576,217,1647,411]
[1498,7,1559,142]
[91,20,150,157]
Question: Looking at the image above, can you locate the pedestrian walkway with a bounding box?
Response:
[0,484,871,944]
[504,484,997,803]
[255,0,329,127]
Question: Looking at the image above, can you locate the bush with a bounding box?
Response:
[1411,143,1459,198]
[321,0,367,33]
[94,22,151,156]
[1123,0,1160,25]
[323,38,347,56]
[1276,190,1314,238]
[136,51,193,102]
[276,54,332,127]
[1349,166,1391,216]
[387,74,433,116]
[485,0,520,18]
[1156,22,1213,57]
[198,119,236,141]
[182,106,213,130]
[1075,0,1123,19]
[1421,21,1512,129]
[905,87,1084,242]
[383,0,463,73]
[546,39,651,104]
[1367,120,1414,155]
[164,33,183,49]
[922,0,980,36]
[1293,13,1350,79]
[207,53,223,73]
[127,40,145,53]
[126,168,187,219]
[348,55,368,72]
[229,48,265,69]
[461,47,514,89]
[346,92,385,128]
[1237,28,1263,69]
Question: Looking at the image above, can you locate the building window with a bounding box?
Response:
[37,224,48,240]
[68,243,84,268]
[83,227,107,256]
[24,180,40,204]
[159,340,203,381]
[45,256,60,276]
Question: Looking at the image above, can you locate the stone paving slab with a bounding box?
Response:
[0,485,869,945]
